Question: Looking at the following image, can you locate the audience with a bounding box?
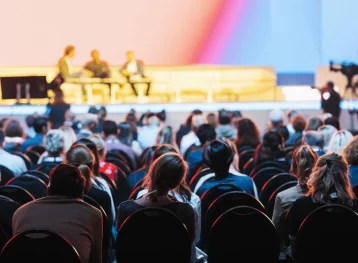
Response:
[306,116,324,131]
[0,130,27,175]
[206,113,217,128]
[76,114,97,139]
[137,113,160,149]
[317,124,337,152]
[3,118,25,152]
[21,116,49,151]
[117,153,196,243]
[302,131,325,156]
[327,130,353,154]
[286,114,307,146]
[286,153,357,255]
[59,125,77,152]
[234,118,260,152]
[216,110,236,140]
[156,126,175,146]
[286,110,298,135]
[24,114,36,138]
[95,106,107,133]
[343,137,358,187]
[37,129,64,167]
[272,146,318,248]
[180,114,205,156]
[176,109,203,146]
[324,116,340,130]
[195,140,256,196]
[118,122,142,156]
[276,125,290,144]
[125,112,138,140]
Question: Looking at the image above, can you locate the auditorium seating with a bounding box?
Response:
[0,185,35,205]
[0,165,15,186]
[6,175,47,199]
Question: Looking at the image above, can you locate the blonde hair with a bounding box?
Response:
[328,130,353,154]
[88,134,106,159]
[59,126,77,152]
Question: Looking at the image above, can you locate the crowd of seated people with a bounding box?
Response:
[1,108,358,263]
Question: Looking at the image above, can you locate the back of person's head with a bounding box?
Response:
[184,109,203,127]
[203,140,234,177]
[73,138,100,176]
[146,153,188,201]
[33,116,49,134]
[255,131,285,164]
[318,125,338,150]
[195,124,216,145]
[292,115,307,133]
[88,134,106,159]
[0,118,8,130]
[236,118,260,147]
[152,144,177,162]
[191,114,205,132]
[65,144,94,192]
[303,131,324,150]
[276,125,289,142]
[4,119,24,138]
[307,153,355,206]
[126,112,137,123]
[306,117,324,131]
[48,164,85,198]
[64,45,75,56]
[157,110,166,123]
[206,113,217,128]
[269,109,284,127]
[263,131,284,149]
[324,116,340,130]
[218,110,232,125]
[45,129,64,156]
[287,110,298,122]
[327,81,335,90]
[156,126,174,145]
[59,126,77,152]
[25,115,36,128]
[146,113,160,127]
[291,145,318,185]
[103,120,118,137]
[343,136,358,165]
[328,130,353,154]
[142,145,158,167]
[82,114,97,132]
[97,106,107,119]
[118,122,133,146]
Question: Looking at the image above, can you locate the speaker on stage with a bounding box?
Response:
[0,76,48,104]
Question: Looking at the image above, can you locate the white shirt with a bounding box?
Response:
[92,177,116,224]
[0,149,27,176]
[137,125,160,149]
[180,131,200,156]
[65,57,73,75]
[127,60,137,74]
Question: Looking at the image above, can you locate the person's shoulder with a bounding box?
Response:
[119,200,139,211]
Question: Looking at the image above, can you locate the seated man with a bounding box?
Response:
[12,164,103,263]
[119,51,151,96]
[195,140,256,197]
[21,116,49,152]
[84,50,111,78]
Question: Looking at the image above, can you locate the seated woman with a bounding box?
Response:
[117,152,196,243]
[37,129,64,165]
[272,145,318,249]
[4,118,25,152]
[194,140,256,197]
[343,136,358,187]
[234,118,260,153]
[327,130,353,154]
[286,153,357,255]
[12,164,103,263]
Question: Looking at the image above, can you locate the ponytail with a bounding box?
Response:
[77,164,93,193]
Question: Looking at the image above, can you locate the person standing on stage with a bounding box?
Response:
[119,51,151,97]
[321,81,341,118]
[84,50,111,78]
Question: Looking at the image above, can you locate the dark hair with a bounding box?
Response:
[303,131,324,150]
[25,115,36,128]
[343,136,358,165]
[33,116,48,134]
[292,115,307,133]
[157,126,174,145]
[48,164,85,198]
[145,153,188,202]
[0,130,5,145]
[125,113,138,140]
[196,124,216,145]
[307,153,355,206]
[4,119,24,138]
[97,106,107,119]
[235,118,260,148]
[73,138,100,177]
[157,110,166,122]
[103,120,118,136]
[118,122,133,146]
[141,146,158,167]
[276,126,289,142]
[291,146,318,184]
[287,110,298,120]
[324,116,340,130]
[64,45,75,55]
[218,110,232,125]
[306,117,324,131]
[152,144,177,162]
[185,110,203,127]
[254,131,284,165]
[327,81,334,89]
[206,113,217,128]
[203,140,234,178]
[65,144,94,193]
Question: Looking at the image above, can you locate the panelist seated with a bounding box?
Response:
[84,49,111,78]
[120,51,151,96]
[58,45,90,80]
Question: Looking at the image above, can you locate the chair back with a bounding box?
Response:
[36,163,58,176]
[107,149,137,172]
[0,165,15,186]
[259,173,297,207]
[116,207,191,263]
[0,224,8,252]
[201,191,265,250]
[25,151,41,165]
[12,152,33,170]
[189,167,213,191]
[105,157,131,176]
[295,204,358,263]
[250,161,287,177]
[83,195,110,263]
[0,229,81,263]
[21,170,49,185]
[208,206,279,263]
[138,146,158,167]
[0,185,35,204]
[200,183,242,221]
[26,145,46,155]
[252,167,285,194]
[238,148,255,172]
[6,175,47,199]
[284,146,295,161]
